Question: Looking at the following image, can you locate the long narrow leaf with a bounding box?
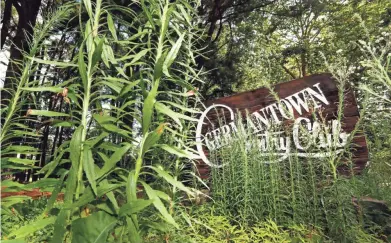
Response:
[29,110,70,117]
[140,181,178,228]
[83,146,97,195]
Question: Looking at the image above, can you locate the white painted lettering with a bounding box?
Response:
[287,91,310,115]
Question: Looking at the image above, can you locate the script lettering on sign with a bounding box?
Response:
[195,74,368,178]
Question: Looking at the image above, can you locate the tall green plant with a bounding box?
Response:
[356,25,391,205]
[2,0,204,242]
[0,4,74,174]
[0,5,75,222]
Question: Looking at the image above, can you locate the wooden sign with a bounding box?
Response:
[195,73,368,179]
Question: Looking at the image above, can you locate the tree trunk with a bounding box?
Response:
[0,0,13,50]
[1,0,42,106]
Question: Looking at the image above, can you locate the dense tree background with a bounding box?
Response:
[199,0,391,97]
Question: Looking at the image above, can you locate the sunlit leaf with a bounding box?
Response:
[21,87,63,93]
[28,110,70,117]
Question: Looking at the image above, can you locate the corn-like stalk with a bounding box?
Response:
[3,0,203,242]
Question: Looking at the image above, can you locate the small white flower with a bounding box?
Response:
[336,49,343,54]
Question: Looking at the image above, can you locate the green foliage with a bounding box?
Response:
[1,198,57,242]
[357,27,391,205]
[201,0,391,95]
[208,120,360,240]
[143,204,328,243]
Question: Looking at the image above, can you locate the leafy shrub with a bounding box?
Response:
[1,198,58,242]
